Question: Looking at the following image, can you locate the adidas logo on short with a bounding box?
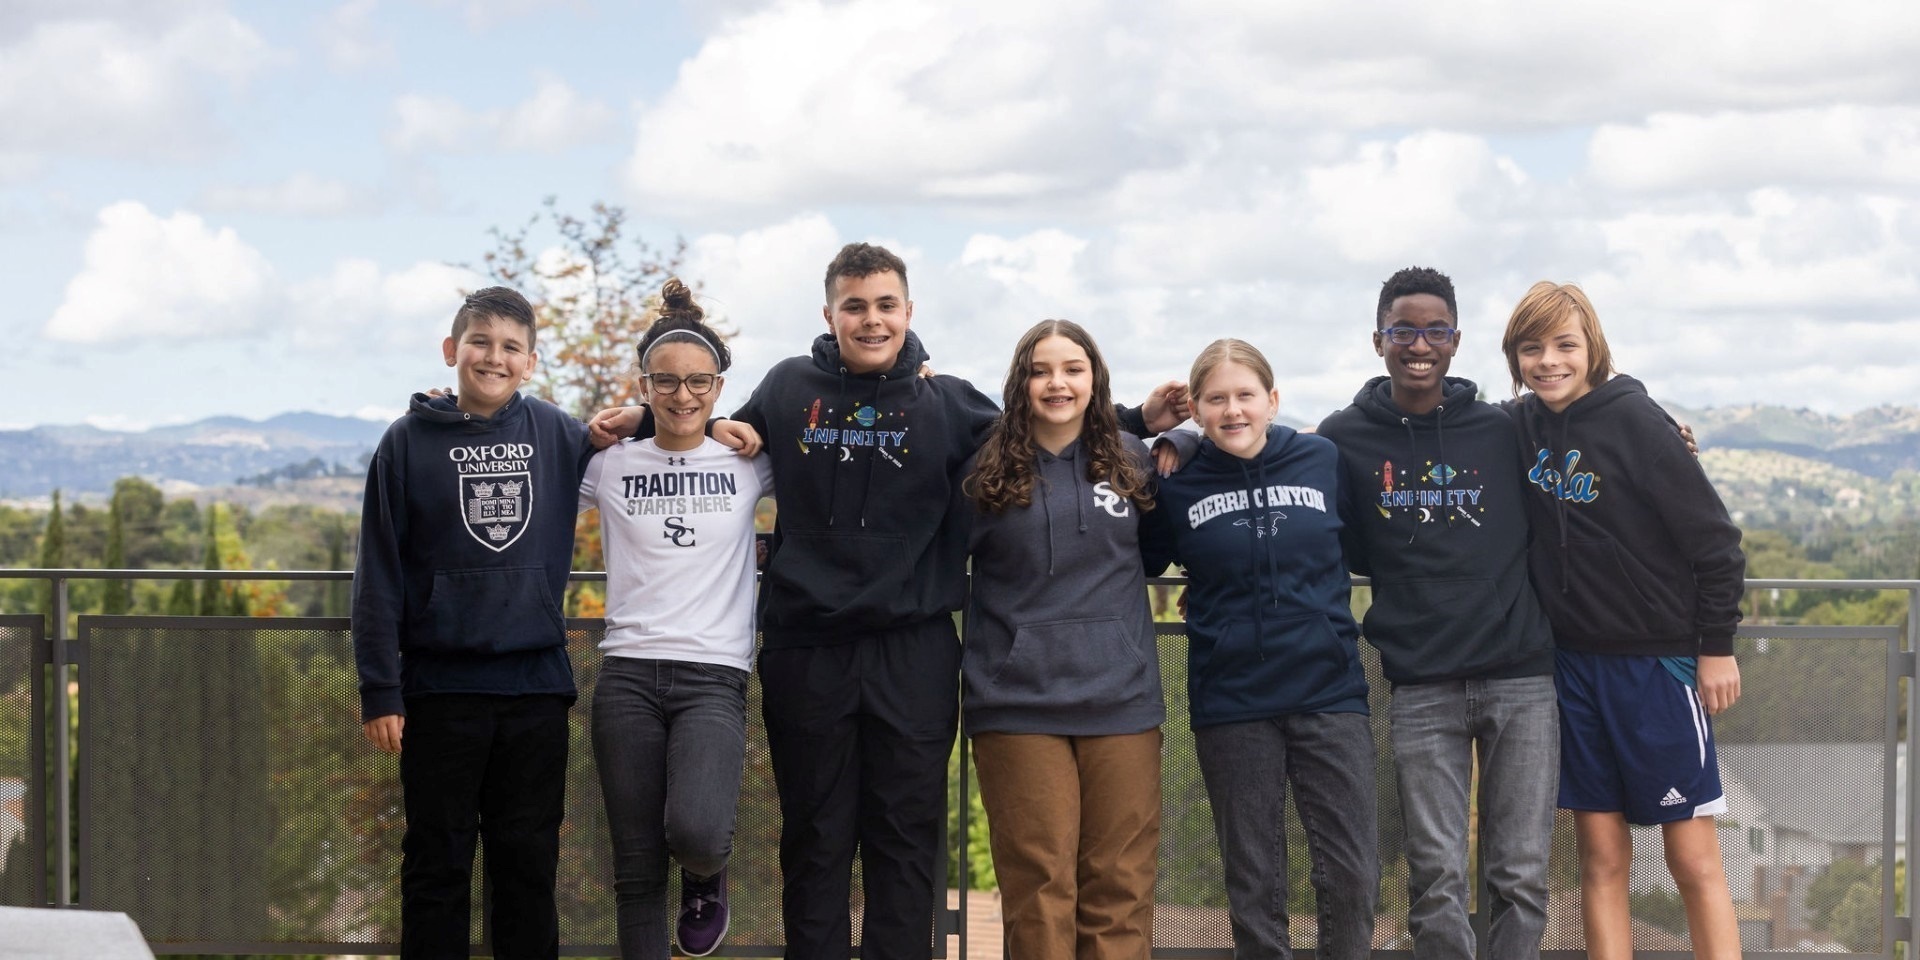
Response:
[1658,787,1687,807]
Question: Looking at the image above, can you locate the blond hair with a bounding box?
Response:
[1189,338,1275,397]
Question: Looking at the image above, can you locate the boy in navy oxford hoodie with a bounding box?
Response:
[353,287,603,960]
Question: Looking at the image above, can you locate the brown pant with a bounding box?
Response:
[972,729,1163,960]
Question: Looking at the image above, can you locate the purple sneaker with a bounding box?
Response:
[676,866,729,957]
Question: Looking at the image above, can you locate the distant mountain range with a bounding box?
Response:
[1668,403,1920,479]
[0,412,388,501]
[5,404,1920,515]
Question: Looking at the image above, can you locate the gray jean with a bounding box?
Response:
[1390,675,1558,960]
[1195,711,1380,960]
[591,656,749,960]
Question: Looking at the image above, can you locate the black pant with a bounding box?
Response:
[400,693,570,960]
[760,619,961,960]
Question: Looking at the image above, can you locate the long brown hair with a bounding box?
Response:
[966,319,1153,514]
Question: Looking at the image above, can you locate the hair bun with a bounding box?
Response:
[659,277,702,320]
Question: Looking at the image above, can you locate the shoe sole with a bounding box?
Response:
[678,910,729,958]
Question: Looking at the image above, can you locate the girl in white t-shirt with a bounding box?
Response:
[579,278,771,959]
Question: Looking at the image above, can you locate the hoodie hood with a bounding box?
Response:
[1316,383,1554,684]
[1351,375,1481,427]
[810,329,932,380]
[1139,424,1369,726]
[409,390,528,429]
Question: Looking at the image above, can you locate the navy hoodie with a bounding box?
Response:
[1507,376,1745,657]
[1141,425,1369,727]
[1317,376,1553,684]
[352,392,591,721]
[733,331,1002,644]
[960,436,1165,737]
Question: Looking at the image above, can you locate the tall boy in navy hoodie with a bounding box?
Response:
[354,287,603,960]
[713,243,1182,960]
[1316,267,1557,960]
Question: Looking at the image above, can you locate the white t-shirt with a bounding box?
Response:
[579,437,774,670]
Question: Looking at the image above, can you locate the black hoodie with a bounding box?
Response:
[1317,376,1553,685]
[733,331,1001,644]
[1507,375,1744,657]
[352,392,592,721]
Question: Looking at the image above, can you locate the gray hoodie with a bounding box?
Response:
[960,435,1166,737]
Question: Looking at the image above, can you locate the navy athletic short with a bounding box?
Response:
[1554,648,1726,825]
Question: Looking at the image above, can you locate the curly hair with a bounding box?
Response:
[636,277,732,373]
[966,319,1153,514]
[823,242,908,301]
[1376,266,1457,328]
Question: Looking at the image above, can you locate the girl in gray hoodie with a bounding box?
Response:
[960,319,1167,960]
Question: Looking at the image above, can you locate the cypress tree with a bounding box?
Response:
[102,490,131,615]
[38,491,64,633]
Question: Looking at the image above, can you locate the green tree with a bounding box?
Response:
[101,488,131,615]
[198,508,223,616]
[37,491,64,631]
[1806,857,1878,931]
[1828,860,1903,952]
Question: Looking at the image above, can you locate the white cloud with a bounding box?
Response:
[387,75,614,154]
[46,201,278,344]
[198,173,379,217]
[46,201,484,356]
[287,258,483,352]
[624,0,1920,221]
[1589,106,1920,193]
[0,9,271,163]
[318,0,391,70]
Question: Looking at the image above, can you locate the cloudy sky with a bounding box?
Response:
[7,0,1919,431]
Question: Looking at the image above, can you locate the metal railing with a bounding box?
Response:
[0,569,1913,959]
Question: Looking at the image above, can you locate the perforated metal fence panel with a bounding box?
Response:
[72,615,820,956]
[0,614,45,907]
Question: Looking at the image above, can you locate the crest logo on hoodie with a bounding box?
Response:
[460,471,532,552]
[1092,481,1130,518]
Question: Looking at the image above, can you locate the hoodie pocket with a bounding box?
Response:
[763,531,913,624]
[1192,614,1359,718]
[1362,578,1504,676]
[418,565,566,654]
[988,616,1148,709]
[1554,539,1692,639]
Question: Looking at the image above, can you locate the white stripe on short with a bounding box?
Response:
[1683,684,1708,767]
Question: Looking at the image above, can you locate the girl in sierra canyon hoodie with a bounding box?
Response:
[960,319,1165,960]
[1140,338,1377,960]
[1501,281,1746,960]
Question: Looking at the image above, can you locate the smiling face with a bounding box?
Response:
[1025,334,1094,448]
[643,340,723,449]
[1376,292,1457,414]
[824,270,912,375]
[1515,317,1593,412]
[1196,360,1280,460]
[442,315,536,418]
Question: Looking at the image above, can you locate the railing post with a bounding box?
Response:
[50,575,71,907]
[1906,585,1919,960]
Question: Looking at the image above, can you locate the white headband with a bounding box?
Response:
[639,328,722,371]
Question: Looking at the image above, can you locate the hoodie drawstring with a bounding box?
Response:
[825,370,888,528]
